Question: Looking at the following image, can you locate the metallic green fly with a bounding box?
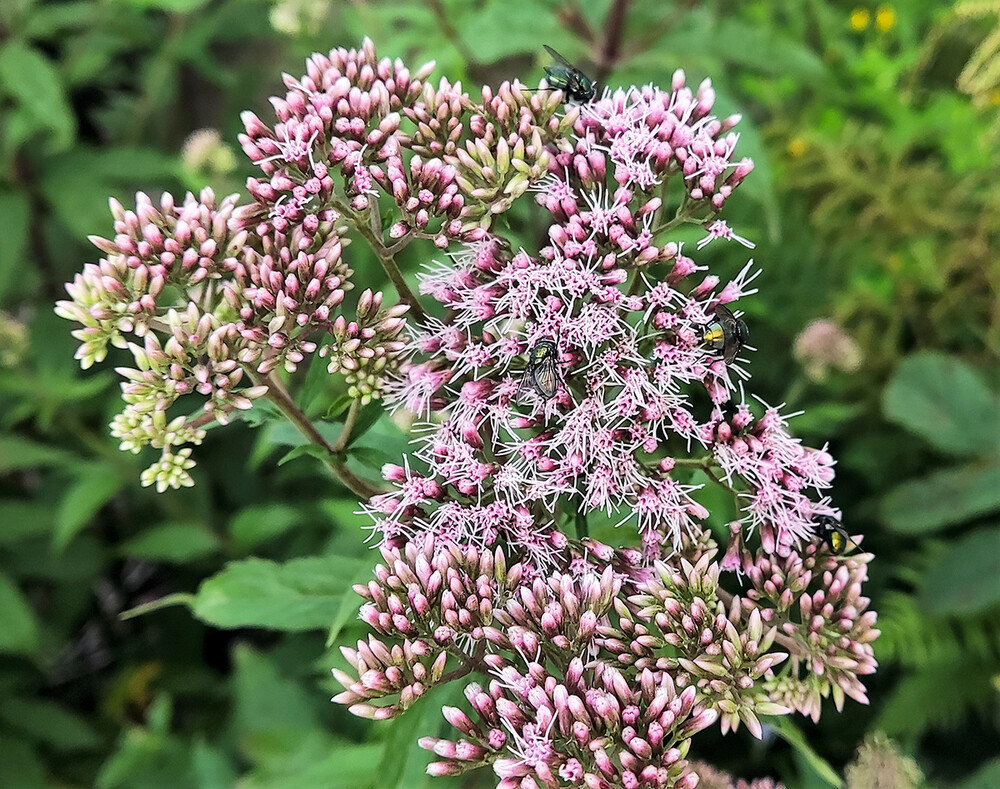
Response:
[701,304,750,365]
[542,45,597,104]
[516,339,561,401]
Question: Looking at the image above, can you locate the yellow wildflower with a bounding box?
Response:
[787,137,807,157]
[850,7,871,30]
[875,5,897,32]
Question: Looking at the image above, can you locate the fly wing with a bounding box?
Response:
[715,305,741,364]
[514,370,533,404]
[543,45,574,68]
[531,357,560,398]
[714,304,738,328]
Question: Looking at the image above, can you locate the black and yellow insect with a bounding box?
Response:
[517,339,561,401]
[542,45,597,104]
[813,515,850,555]
[701,304,750,365]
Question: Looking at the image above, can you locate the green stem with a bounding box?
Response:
[331,398,361,454]
[343,203,428,324]
[669,455,714,468]
[252,371,382,500]
[575,510,589,539]
[120,592,195,621]
[704,465,741,498]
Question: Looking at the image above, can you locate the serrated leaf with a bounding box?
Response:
[228,504,302,549]
[919,526,1000,617]
[53,464,124,550]
[883,353,1000,457]
[120,522,219,563]
[0,571,39,655]
[874,658,995,738]
[881,462,1000,533]
[0,40,76,151]
[190,555,367,631]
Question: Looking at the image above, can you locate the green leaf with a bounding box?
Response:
[231,646,320,743]
[239,742,384,789]
[111,0,209,11]
[0,189,30,300]
[348,400,391,447]
[120,522,219,563]
[0,435,78,473]
[190,555,368,631]
[957,758,1000,789]
[0,500,56,545]
[0,697,101,752]
[348,445,394,471]
[0,40,76,151]
[919,526,1000,617]
[190,740,237,789]
[883,353,1000,457]
[53,464,124,550]
[38,147,178,241]
[95,725,198,789]
[228,504,302,549]
[875,658,995,738]
[460,3,562,64]
[0,736,48,789]
[277,443,331,467]
[881,461,1000,533]
[0,571,39,655]
[765,717,842,788]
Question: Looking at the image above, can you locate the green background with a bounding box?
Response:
[2,0,1000,786]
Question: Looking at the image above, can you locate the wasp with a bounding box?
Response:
[701,304,749,365]
[542,45,597,104]
[516,339,562,401]
[813,515,850,555]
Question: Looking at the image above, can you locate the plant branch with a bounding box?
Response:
[251,371,382,500]
[354,210,428,325]
[331,398,362,454]
[594,0,632,84]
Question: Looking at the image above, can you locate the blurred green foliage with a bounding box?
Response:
[2,0,1000,787]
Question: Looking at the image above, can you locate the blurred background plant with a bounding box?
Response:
[2,0,999,787]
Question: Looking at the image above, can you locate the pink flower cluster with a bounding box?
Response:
[370,76,831,566]
[237,38,573,248]
[327,51,877,789]
[54,35,877,788]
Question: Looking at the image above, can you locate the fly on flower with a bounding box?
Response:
[813,515,851,555]
[516,339,562,401]
[702,304,749,365]
[542,45,597,104]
